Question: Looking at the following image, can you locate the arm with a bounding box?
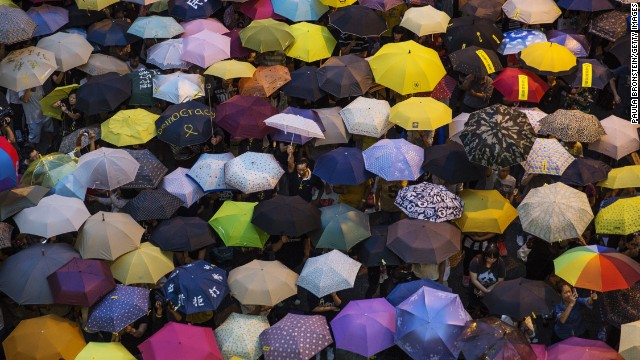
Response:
[287,146,295,173]
[19,89,31,103]
[486,277,504,292]
[461,74,474,90]
[270,235,287,253]
[303,237,311,262]
[125,323,148,338]
[558,303,574,324]
[1,123,15,144]
[609,78,621,105]
[437,261,446,283]
[89,131,96,152]
[470,271,490,294]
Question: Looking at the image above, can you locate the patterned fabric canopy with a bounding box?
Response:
[394,182,464,222]
[539,109,606,143]
[259,313,332,360]
[0,6,36,44]
[524,138,575,176]
[86,285,149,333]
[121,188,184,221]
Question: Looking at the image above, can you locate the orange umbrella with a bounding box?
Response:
[238,65,291,97]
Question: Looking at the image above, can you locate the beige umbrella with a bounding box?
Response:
[314,106,350,146]
[589,115,640,160]
[37,32,93,72]
[400,5,450,36]
[0,46,57,92]
[76,211,144,260]
[228,260,298,306]
[620,320,640,359]
[502,0,562,24]
[110,242,174,285]
[77,54,131,76]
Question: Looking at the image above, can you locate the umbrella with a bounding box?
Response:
[128,15,184,39]
[395,287,470,360]
[187,153,234,192]
[181,18,228,36]
[497,29,547,55]
[422,142,484,184]
[77,53,131,76]
[76,211,143,260]
[387,219,462,264]
[600,283,640,328]
[139,322,222,360]
[27,5,68,37]
[0,222,12,249]
[216,95,277,139]
[238,65,291,97]
[589,10,629,42]
[524,138,575,176]
[591,117,639,157]
[74,147,140,190]
[286,22,335,62]
[547,30,590,58]
[400,5,450,37]
[76,0,119,10]
[502,0,562,24]
[147,39,189,70]
[549,337,623,360]
[539,109,606,142]
[239,0,285,20]
[121,148,168,189]
[320,0,355,7]
[87,19,137,46]
[0,137,18,192]
[492,67,550,103]
[331,298,396,358]
[76,342,135,360]
[0,6,36,45]
[317,55,373,98]
[111,242,174,285]
[223,152,284,194]
[454,189,518,234]
[369,40,446,95]
[444,16,503,52]
[47,173,87,200]
[129,68,161,106]
[14,194,90,238]
[282,66,325,102]
[455,317,536,360]
[0,243,80,304]
[314,147,368,185]
[2,315,86,360]
[357,0,404,10]
[47,258,116,307]
[151,216,215,251]
[483,278,561,318]
[240,18,294,52]
[564,58,614,89]
[607,33,630,67]
[0,46,57,92]
[520,42,577,76]
[356,225,402,267]
[597,165,640,189]
[557,157,611,186]
[314,106,349,145]
[297,249,362,297]
[152,72,204,104]
[461,0,505,21]
[386,279,451,306]
[163,260,228,314]
[215,313,269,360]
[182,30,230,68]
[228,259,298,306]
[459,104,536,168]
[328,5,387,38]
[620,321,640,359]
[311,204,371,251]
[273,0,328,22]
[448,112,470,143]
[596,196,640,235]
[168,0,222,20]
[430,74,458,100]
[390,97,452,131]
[40,84,80,120]
[252,195,321,237]
[160,167,205,207]
[260,314,332,360]
[209,201,269,248]
[271,107,326,145]
[558,0,613,11]
[363,138,423,181]
[0,185,48,221]
[450,46,503,77]
[20,153,76,188]
[518,182,593,242]
[204,59,255,79]
[515,107,546,134]
[101,109,158,147]
[265,113,324,140]
[121,188,184,221]
[156,101,213,147]
[339,96,392,138]
[75,72,132,116]
[394,182,464,222]
[87,285,149,333]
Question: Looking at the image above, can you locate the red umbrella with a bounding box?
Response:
[138,322,222,360]
[0,136,19,191]
[239,0,286,20]
[47,258,116,307]
[430,75,457,99]
[215,95,277,139]
[492,67,549,103]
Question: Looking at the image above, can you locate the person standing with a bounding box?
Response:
[19,87,53,151]
[286,146,324,204]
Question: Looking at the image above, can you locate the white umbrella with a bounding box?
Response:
[503,0,562,24]
[0,46,57,92]
[187,153,235,192]
[314,106,350,146]
[13,195,90,238]
[339,97,392,138]
[147,39,189,70]
[127,15,184,39]
[296,249,362,297]
[37,32,93,72]
[400,5,450,36]
[181,30,230,69]
[448,112,470,144]
[74,147,140,190]
[264,113,325,139]
[224,152,285,194]
[515,107,546,134]
[160,167,204,207]
[152,72,204,104]
[589,115,640,160]
[77,53,131,76]
[228,260,299,306]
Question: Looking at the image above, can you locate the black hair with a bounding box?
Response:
[482,243,500,261]
[295,157,309,167]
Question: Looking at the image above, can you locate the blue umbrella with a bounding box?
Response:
[169,0,222,20]
[557,0,613,12]
[386,279,452,307]
[355,225,402,267]
[27,5,69,37]
[187,153,235,192]
[363,139,424,181]
[47,173,87,200]
[87,284,149,333]
[314,147,370,185]
[163,260,229,314]
[547,30,590,58]
[395,287,470,360]
[497,29,547,55]
[272,0,329,22]
[555,157,611,186]
[87,19,138,46]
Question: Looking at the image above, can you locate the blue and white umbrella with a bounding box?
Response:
[297,249,362,297]
[160,167,204,207]
[497,29,547,55]
[147,39,189,70]
[187,153,235,192]
[363,138,424,181]
[163,260,229,314]
[27,4,69,37]
[224,152,284,194]
[127,15,184,39]
[87,284,149,333]
[47,173,87,200]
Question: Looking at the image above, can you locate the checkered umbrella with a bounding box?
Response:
[524,138,575,176]
[0,6,36,45]
[121,188,184,221]
[87,285,149,333]
[539,109,606,143]
[224,152,284,194]
[160,167,204,207]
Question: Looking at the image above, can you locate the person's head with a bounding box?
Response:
[295,158,310,177]
[129,55,140,68]
[482,243,500,265]
[68,91,76,106]
[498,167,510,180]
[22,145,38,162]
[556,281,574,303]
[392,25,404,42]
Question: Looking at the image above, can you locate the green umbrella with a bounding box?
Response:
[311,204,371,251]
[40,84,80,120]
[129,68,160,106]
[20,153,77,188]
[209,201,269,248]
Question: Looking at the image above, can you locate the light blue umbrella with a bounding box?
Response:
[272,0,329,22]
[187,153,235,192]
[497,29,547,55]
[146,39,189,70]
[363,138,424,181]
[47,173,87,200]
[27,4,69,37]
[127,15,184,39]
[160,167,204,207]
[297,249,362,297]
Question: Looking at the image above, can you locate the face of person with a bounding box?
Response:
[393,32,403,41]
[296,164,307,177]
[485,253,498,265]
[498,168,509,179]
[68,93,76,105]
[130,57,140,68]
[561,285,573,302]
[29,150,39,161]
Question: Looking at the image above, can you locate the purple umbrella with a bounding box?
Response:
[215,95,277,139]
[386,279,451,306]
[363,139,424,181]
[27,5,69,37]
[455,317,536,360]
[557,0,613,12]
[358,0,404,11]
[331,298,396,358]
[271,107,324,145]
[182,30,230,68]
[547,30,590,58]
[259,313,332,360]
[224,28,251,59]
[47,258,116,307]
[548,337,623,360]
[87,285,149,333]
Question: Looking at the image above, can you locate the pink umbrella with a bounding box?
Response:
[240,0,286,20]
[182,30,230,68]
[548,337,623,360]
[531,344,547,360]
[138,322,222,360]
[181,18,228,37]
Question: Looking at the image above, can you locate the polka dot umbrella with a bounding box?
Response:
[86,284,149,333]
[259,313,333,360]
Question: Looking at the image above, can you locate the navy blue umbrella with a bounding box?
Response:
[168,0,222,20]
[282,66,326,102]
[151,216,216,252]
[557,0,613,12]
[87,285,149,333]
[422,142,484,184]
[555,157,611,186]
[163,260,228,314]
[386,279,452,306]
[87,19,138,46]
[156,101,214,147]
[314,147,371,185]
[75,72,131,116]
[355,225,402,267]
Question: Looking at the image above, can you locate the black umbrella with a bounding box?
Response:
[449,45,503,77]
[444,16,503,52]
[169,0,222,20]
[355,225,402,267]
[316,55,374,98]
[555,157,611,186]
[251,195,321,237]
[151,216,216,251]
[601,282,640,327]
[75,72,131,116]
[606,33,630,67]
[461,0,504,21]
[156,101,213,147]
[121,189,183,221]
[422,142,484,184]
[66,4,106,27]
[282,66,326,102]
[482,278,561,319]
[328,5,388,37]
[87,19,138,47]
[563,59,614,90]
[59,125,101,154]
[455,317,536,360]
[121,149,168,190]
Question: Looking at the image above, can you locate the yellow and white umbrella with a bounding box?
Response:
[0,46,57,92]
[502,0,562,24]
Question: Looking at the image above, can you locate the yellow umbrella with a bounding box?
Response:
[205,60,256,80]
[597,165,640,189]
[2,314,86,360]
[368,40,446,95]
[76,342,135,360]
[454,189,518,234]
[239,19,295,53]
[400,5,451,36]
[620,320,640,360]
[76,0,119,10]
[319,0,356,7]
[0,0,19,8]
[390,97,452,130]
[595,196,640,235]
[520,42,577,76]
[110,242,174,285]
[101,109,158,147]
[285,22,336,63]
[40,84,80,120]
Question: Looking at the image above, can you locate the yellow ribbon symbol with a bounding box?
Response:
[184,124,198,137]
[581,63,593,87]
[541,160,547,172]
[514,8,520,19]
[518,75,529,101]
[475,50,495,74]
[476,32,483,43]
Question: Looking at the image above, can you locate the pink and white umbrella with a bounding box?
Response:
[182,30,230,68]
[181,18,229,37]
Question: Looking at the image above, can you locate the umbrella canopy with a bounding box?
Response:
[297,249,362,297]
[163,260,228,314]
[390,97,452,131]
[139,322,221,360]
[558,0,613,11]
[328,5,387,37]
[597,165,640,189]
[76,342,135,360]
[596,197,640,235]
[215,95,277,139]
[225,28,252,58]
[0,243,80,304]
[271,107,325,145]
[520,42,577,76]
[422,142,484,184]
[455,317,536,360]
[21,152,77,188]
[209,201,269,248]
[0,137,18,192]
[228,259,298,306]
[151,216,215,251]
[0,46,57,92]
[160,167,205,207]
[76,0,119,10]
[181,18,228,36]
[339,96,392,138]
[524,138,575,176]
[549,337,623,360]
[239,65,291,97]
[14,194,90,238]
[497,29,547,55]
[223,152,284,194]
[260,314,332,360]
[0,6,36,45]
[75,72,132,116]
[27,5,68,37]
[319,0,355,7]
[153,72,204,104]
[589,10,629,42]
[459,104,536,168]
[282,66,326,102]
[395,287,470,360]
[87,285,149,333]
[2,315,86,360]
[362,137,425,181]
[387,219,462,264]
[317,54,373,98]
[483,278,561,318]
[557,157,611,186]
[205,59,255,79]
[121,188,184,221]
[76,211,143,260]
[314,147,369,185]
[620,321,640,359]
[156,101,213,147]
[448,112,470,143]
[252,195,321,237]
[286,22,335,62]
[454,189,518,234]
[355,225,402,267]
[386,279,451,306]
[314,106,349,145]
[101,109,158,147]
[462,0,504,21]
[110,242,174,285]
[607,33,630,67]
[240,18,294,52]
[394,182,464,222]
[77,53,131,76]
[444,16,503,52]
[493,67,550,103]
[40,84,80,120]
[430,74,458,100]
[0,185,48,221]
[121,148,168,189]
[147,39,189,70]
[265,113,324,139]
[449,46,503,77]
[215,317,270,360]
[539,109,606,143]
[400,5,450,37]
[87,19,137,46]
[74,147,140,190]
[47,258,116,307]
[273,0,328,22]
[311,204,371,251]
[564,58,614,89]
[169,0,222,20]
[128,15,184,39]
[502,0,562,24]
[239,0,284,20]
[182,30,230,68]
[515,107,546,133]
[547,30,590,58]
[187,153,234,192]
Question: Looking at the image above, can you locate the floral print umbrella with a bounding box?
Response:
[215,313,270,360]
[539,109,606,143]
[188,153,235,192]
[394,182,464,222]
[259,314,332,360]
[524,138,575,176]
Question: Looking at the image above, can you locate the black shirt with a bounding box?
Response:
[287,170,323,202]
